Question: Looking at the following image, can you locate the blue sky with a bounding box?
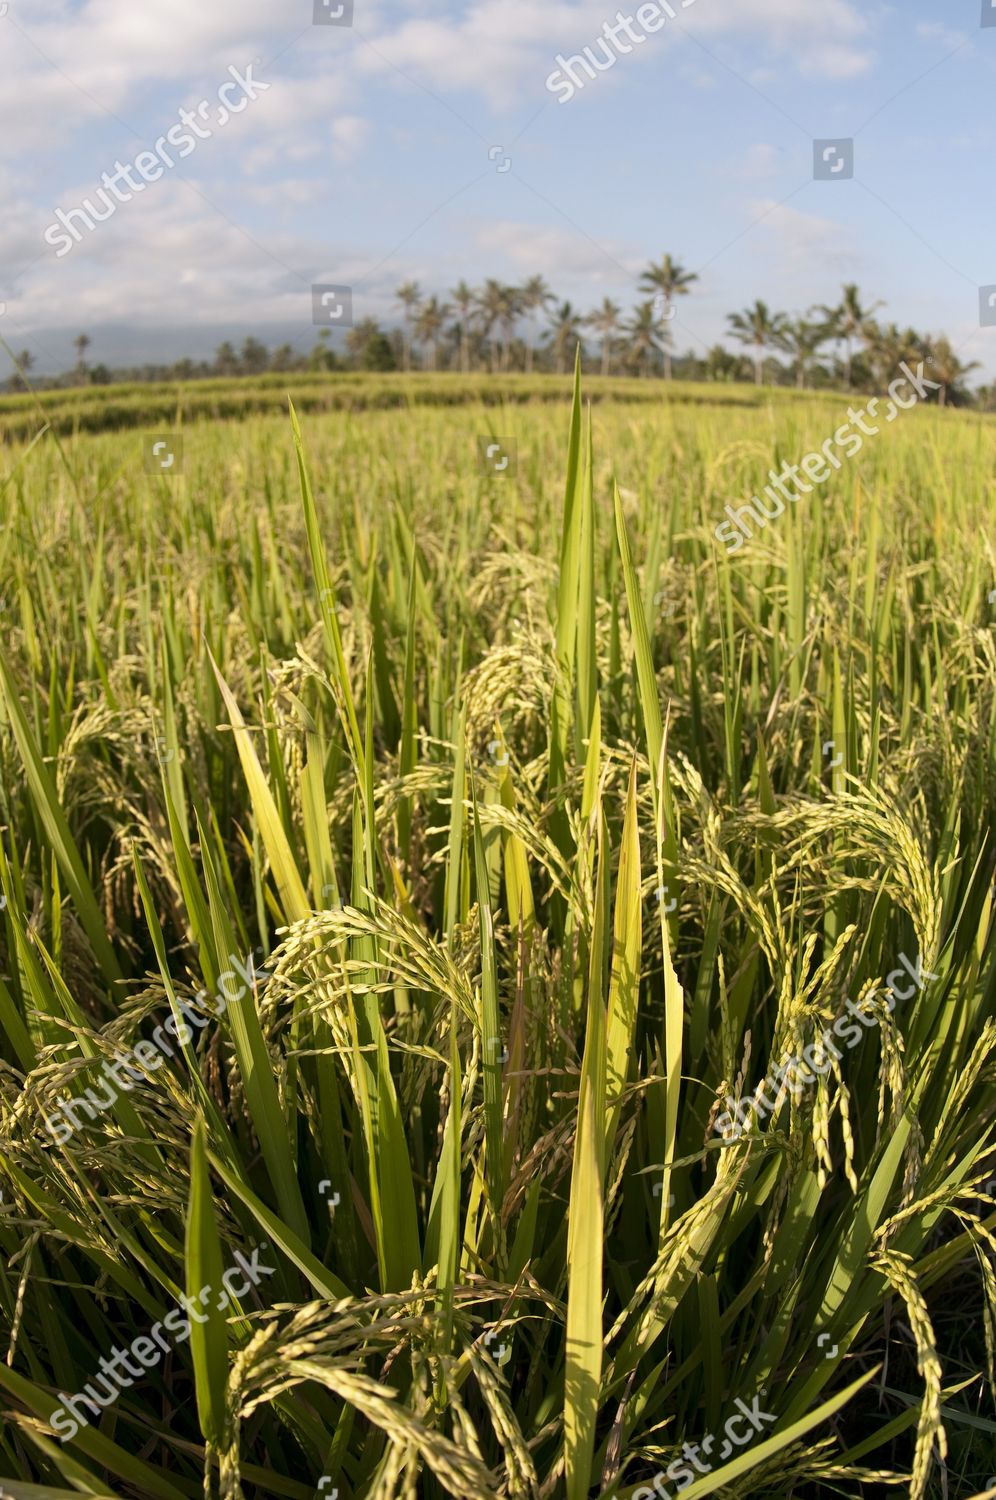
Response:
[3,0,996,377]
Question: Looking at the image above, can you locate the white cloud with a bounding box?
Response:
[472,219,638,280]
[2,179,313,329]
[738,143,783,182]
[0,1,351,151]
[357,0,874,105]
[331,115,369,162]
[355,2,572,109]
[0,166,436,337]
[245,179,325,209]
[680,63,719,89]
[747,198,858,277]
[686,0,873,80]
[0,0,875,163]
[243,140,327,175]
[916,21,968,52]
[805,42,873,80]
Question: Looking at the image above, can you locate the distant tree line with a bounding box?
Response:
[7,259,995,409]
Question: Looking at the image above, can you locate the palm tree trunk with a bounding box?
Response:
[526,336,534,375]
[664,349,672,381]
[754,346,763,386]
[601,340,610,378]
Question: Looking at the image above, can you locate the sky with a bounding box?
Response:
[3,0,996,377]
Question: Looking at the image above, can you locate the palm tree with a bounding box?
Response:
[73,333,91,380]
[545,301,584,376]
[585,298,622,377]
[240,337,269,375]
[520,276,554,374]
[346,319,395,371]
[214,341,238,376]
[815,284,882,388]
[924,335,979,408]
[449,280,476,373]
[414,296,449,372]
[624,300,667,377]
[14,350,34,389]
[861,321,921,388]
[309,329,334,372]
[727,301,788,386]
[395,281,422,372]
[476,280,507,374]
[775,318,827,389]
[496,285,523,372]
[271,343,298,373]
[704,344,744,383]
[639,255,698,379]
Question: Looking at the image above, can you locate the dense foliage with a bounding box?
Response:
[1,372,995,1497]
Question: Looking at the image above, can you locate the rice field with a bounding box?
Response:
[1,369,996,1499]
[0,371,798,446]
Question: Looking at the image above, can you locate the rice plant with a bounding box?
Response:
[1,364,996,1498]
